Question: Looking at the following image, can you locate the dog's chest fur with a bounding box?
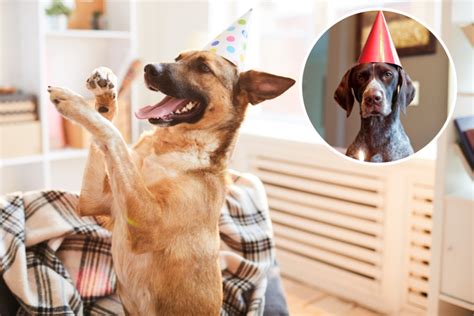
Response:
[111,232,156,314]
[134,129,219,183]
[109,128,224,314]
[347,115,413,162]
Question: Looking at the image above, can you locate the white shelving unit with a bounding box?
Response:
[428,1,474,314]
[0,1,138,194]
[46,30,132,39]
[429,93,474,315]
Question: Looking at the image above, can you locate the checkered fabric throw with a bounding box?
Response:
[0,171,275,315]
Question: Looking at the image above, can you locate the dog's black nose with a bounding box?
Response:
[144,64,159,77]
[365,90,383,105]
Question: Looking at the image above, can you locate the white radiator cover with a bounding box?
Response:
[231,133,435,314]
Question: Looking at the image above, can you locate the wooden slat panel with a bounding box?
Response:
[276,249,382,302]
[268,197,383,236]
[409,245,431,262]
[412,199,433,216]
[265,184,383,221]
[405,179,433,312]
[409,260,430,278]
[408,276,429,293]
[407,292,428,309]
[412,185,434,201]
[411,214,432,231]
[252,157,383,191]
[270,210,381,250]
[272,223,381,265]
[256,170,383,206]
[253,152,382,179]
[275,236,380,279]
[410,230,432,247]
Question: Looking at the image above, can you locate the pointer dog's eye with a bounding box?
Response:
[199,63,211,73]
[383,71,393,78]
[357,73,367,82]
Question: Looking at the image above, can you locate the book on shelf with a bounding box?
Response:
[0,112,37,123]
[0,93,38,124]
[454,116,474,170]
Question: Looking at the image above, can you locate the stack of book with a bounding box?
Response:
[0,93,38,123]
[0,92,42,158]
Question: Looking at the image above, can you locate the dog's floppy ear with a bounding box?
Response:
[239,70,295,105]
[334,68,354,117]
[396,68,416,115]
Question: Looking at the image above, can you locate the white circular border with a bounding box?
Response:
[297,7,458,167]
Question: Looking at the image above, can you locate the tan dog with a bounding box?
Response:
[47,51,294,315]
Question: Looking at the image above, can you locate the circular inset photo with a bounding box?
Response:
[302,10,455,163]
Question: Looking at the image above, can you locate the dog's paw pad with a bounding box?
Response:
[98,105,109,113]
[86,67,118,97]
[98,78,108,88]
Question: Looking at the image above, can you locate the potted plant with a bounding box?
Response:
[45,0,72,31]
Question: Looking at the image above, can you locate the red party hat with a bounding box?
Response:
[358,11,401,67]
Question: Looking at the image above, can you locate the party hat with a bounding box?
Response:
[203,9,252,69]
[358,11,401,67]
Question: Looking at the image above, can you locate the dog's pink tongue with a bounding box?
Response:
[135,96,188,119]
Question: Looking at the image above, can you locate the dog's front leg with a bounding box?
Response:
[77,67,119,217]
[48,86,117,143]
[48,86,175,253]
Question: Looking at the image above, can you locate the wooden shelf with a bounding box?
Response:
[439,294,474,312]
[0,148,90,167]
[46,30,131,40]
[0,154,44,167]
[48,148,88,161]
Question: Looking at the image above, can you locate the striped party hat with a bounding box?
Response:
[203,9,253,69]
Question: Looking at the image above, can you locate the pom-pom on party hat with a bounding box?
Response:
[203,9,252,69]
[358,11,401,67]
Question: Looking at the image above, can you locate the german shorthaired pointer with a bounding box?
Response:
[334,62,416,162]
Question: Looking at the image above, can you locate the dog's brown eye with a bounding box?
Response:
[357,73,365,82]
[384,71,393,78]
[199,64,211,73]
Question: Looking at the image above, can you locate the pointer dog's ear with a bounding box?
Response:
[334,68,355,117]
[395,67,416,115]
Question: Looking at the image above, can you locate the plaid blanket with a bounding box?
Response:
[0,172,275,315]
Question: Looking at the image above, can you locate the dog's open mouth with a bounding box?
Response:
[135,95,205,126]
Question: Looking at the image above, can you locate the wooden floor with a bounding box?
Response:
[281,277,381,316]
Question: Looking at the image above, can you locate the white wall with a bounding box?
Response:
[0,2,5,85]
[0,1,17,86]
[445,0,474,94]
[0,2,43,94]
[135,1,210,131]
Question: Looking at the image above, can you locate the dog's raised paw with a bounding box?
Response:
[48,86,77,106]
[86,67,118,98]
[47,86,87,119]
